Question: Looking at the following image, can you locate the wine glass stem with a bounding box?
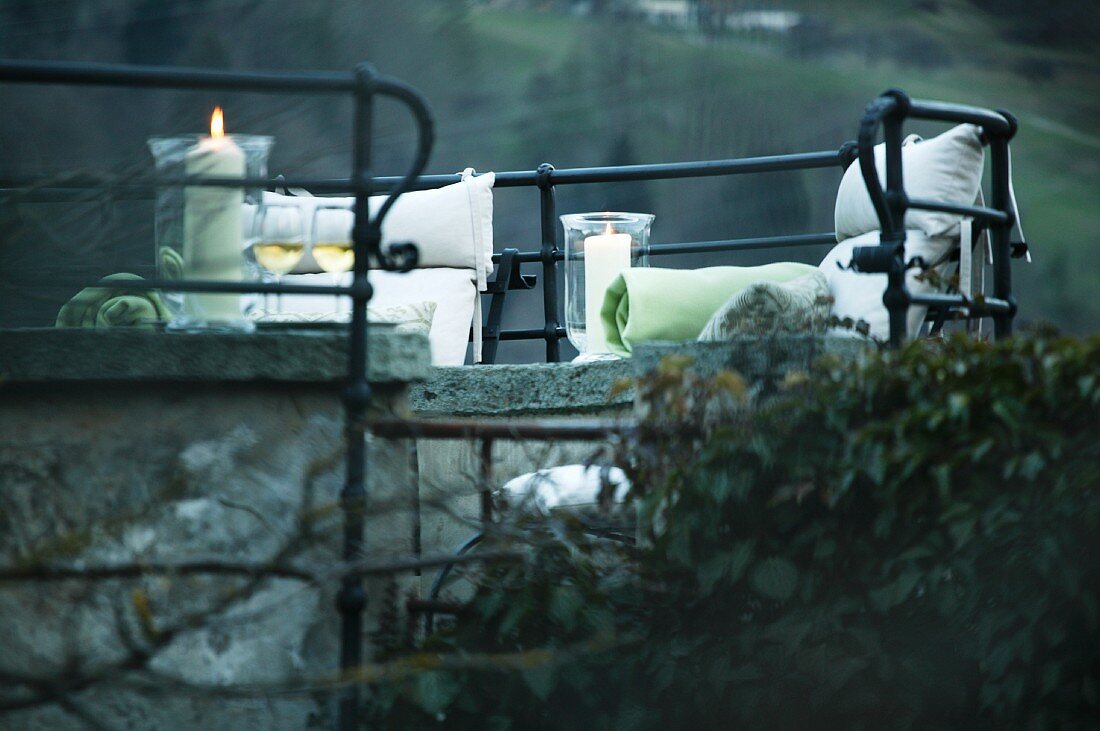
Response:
[275,274,283,315]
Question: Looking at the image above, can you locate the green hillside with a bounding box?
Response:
[449,1,1099,332]
[0,0,1095,332]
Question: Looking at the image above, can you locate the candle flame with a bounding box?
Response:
[210,106,225,139]
[603,221,614,236]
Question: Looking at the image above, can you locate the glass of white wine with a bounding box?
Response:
[252,202,306,314]
[312,204,355,317]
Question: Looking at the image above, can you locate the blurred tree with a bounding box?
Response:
[123,0,187,65]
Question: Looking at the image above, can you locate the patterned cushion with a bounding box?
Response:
[697,270,832,341]
[251,300,435,336]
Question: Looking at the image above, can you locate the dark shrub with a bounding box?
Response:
[368,333,1100,729]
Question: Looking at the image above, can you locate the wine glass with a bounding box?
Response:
[312,204,355,317]
[251,202,305,314]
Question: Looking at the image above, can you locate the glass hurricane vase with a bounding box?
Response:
[560,211,653,358]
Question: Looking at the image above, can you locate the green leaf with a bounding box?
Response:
[749,557,799,602]
[413,671,460,717]
[868,570,921,612]
[521,665,556,702]
[549,584,585,631]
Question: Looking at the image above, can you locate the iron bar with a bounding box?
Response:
[0,148,852,199]
[0,58,354,93]
[365,149,848,191]
[335,63,376,731]
[536,163,561,362]
[882,110,910,348]
[498,327,567,342]
[906,198,1011,224]
[487,232,838,265]
[908,294,1013,314]
[645,232,836,256]
[906,98,1014,136]
[989,135,1016,338]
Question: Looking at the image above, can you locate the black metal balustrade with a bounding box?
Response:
[0,57,1028,730]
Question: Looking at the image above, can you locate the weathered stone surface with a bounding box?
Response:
[410,359,633,417]
[0,364,421,727]
[0,326,430,384]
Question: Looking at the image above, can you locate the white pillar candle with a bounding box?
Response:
[583,225,632,353]
[183,106,245,323]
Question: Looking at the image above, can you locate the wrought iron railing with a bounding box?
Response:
[0,58,1028,729]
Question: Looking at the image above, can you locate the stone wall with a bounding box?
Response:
[0,328,426,729]
[0,329,866,728]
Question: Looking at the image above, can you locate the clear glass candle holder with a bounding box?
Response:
[148,134,273,331]
[561,211,653,357]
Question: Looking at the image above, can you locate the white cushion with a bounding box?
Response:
[835,124,984,241]
[819,229,955,341]
[501,465,631,514]
[277,268,476,366]
[252,300,435,334]
[252,171,495,283]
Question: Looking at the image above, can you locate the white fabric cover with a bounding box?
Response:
[279,268,476,366]
[834,124,984,241]
[501,465,631,514]
[255,172,495,281]
[819,229,955,341]
[250,170,493,363]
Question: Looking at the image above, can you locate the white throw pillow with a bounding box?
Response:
[276,269,476,366]
[834,124,984,241]
[819,230,955,341]
[251,171,495,283]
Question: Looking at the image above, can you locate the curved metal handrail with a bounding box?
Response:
[851,88,1020,345]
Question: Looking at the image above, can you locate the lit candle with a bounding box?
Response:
[183,106,245,323]
[583,222,632,353]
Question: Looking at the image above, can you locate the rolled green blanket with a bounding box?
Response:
[600,262,820,357]
[56,273,168,330]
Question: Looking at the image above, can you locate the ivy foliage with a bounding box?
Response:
[367,333,1100,729]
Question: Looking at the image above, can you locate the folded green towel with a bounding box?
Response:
[600,262,820,356]
[56,273,168,329]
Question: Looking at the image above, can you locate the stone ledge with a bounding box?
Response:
[408,336,870,418]
[0,326,431,384]
[411,359,633,417]
[631,334,872,379]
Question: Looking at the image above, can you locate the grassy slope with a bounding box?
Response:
[461,2,1100,332]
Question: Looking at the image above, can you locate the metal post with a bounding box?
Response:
[536,163,561,362]
[989,133,1015,338]
[337,62,377,731]
[881,110,910,347]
